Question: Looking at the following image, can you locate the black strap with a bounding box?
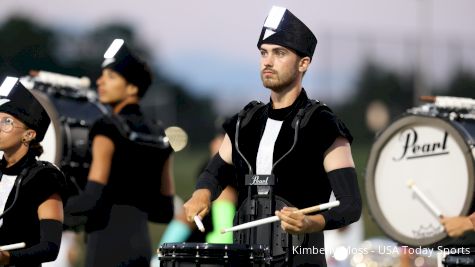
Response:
[239,99,329,130]
[291,99,331,129]
[106,114,170,148]
[238,100,266,128]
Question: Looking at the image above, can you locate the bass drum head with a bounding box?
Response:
[30,90,63,166]
[365,115,475,247]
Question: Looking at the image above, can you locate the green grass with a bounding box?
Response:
[351,143,386,239]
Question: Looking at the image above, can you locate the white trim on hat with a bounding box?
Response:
[0,99,10,106]
[264,6,286,30]
[0,77,18,97]
[102,58,116,68]
[263,29,276,40]
[104,39,124,59]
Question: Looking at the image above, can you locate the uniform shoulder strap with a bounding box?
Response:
[238,100,266,128]
[106,114,169,148]
[21,160,61,185]
[291,99,331,129]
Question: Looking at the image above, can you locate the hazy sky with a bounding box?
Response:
[2,0,475,112]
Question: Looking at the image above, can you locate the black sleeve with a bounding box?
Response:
[9,219,62,265]
[26,167,68,207]
[88,116,122,142]
[195,153,235,201]
[222,114,239,142]
[314,109,353,153]
[320,167,362,230]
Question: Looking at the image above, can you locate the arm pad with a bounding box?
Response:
[320,167,362,230]
[158,219,192,245]
[195,154,235,201]
[64,180,105,215]
[206,200,235,244]
[9,219,62,265]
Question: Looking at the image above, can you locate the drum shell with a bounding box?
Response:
[158,242,270,267]
[31,90,107,189]
[365,114,475,247]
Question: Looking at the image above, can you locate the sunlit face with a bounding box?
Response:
[259,44,301,92]
[0,112,30,151]
[96,68,130,104]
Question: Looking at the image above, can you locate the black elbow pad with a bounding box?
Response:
[196,153,235,200]
[9,219,62,264]
[321,167,362,230]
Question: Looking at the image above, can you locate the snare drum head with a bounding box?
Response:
[365,115,475,247]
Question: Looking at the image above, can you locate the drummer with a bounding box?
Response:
[442,215,475,238]
[64,39,175,266]
[183,6,362,266]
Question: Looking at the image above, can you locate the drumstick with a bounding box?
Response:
[194,215,205,232]
[221,200,340,234]
[406,179,443,218]
[0,242,25,251]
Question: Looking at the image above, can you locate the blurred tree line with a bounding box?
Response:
[335,62,475,146]
[2,15,475,148]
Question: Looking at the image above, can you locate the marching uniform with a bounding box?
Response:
[0,78,68,266]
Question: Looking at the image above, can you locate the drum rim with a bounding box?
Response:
[365,114,475,247]
[160,242,267,250]
[30,90,63,166]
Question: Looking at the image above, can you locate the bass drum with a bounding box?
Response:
[365,107,475,247]
[30,88,108,189]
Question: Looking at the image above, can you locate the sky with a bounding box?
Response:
[2,0,475,112]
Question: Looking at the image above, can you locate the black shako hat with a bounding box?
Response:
[0,76,51,141]
[257,6,317,59]
[101,39,152,97]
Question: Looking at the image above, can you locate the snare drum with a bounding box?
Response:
[443,253,475,266]
[28,80,108,189]
[158,242,270,266]
[365,105,475,246]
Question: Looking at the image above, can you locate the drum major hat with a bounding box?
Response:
[101,39,152,97]
[257,6,317,59]
[0,76,51,141]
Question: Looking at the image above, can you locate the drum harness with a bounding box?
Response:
[0,161,67,220]
[106,113,170,149]
[233,99,328,264]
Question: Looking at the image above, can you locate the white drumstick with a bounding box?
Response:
[194,215,205,232]
[407,179,443,218]
[0,242,26,251]
[221,200,340,234]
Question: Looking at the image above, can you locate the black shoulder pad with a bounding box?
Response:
[21,161,61,185]
[292,99,331,129]
[238,100,266,128]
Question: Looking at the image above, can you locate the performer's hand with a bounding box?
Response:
[440,216,474,237]
[469,212,475,230]
[0,250,10,265]
[276,207,313,234]
[183,189,211,223]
